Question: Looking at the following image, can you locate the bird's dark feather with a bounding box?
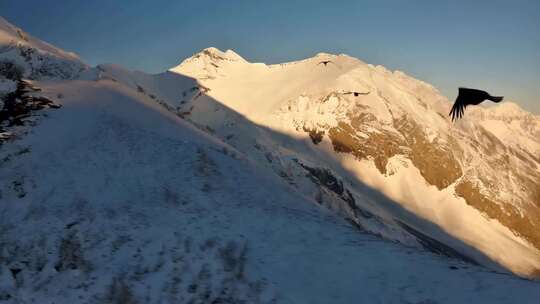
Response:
[449,88,504,122]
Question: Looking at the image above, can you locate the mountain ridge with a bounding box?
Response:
[84,45,540,276]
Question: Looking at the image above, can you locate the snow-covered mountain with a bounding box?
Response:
[1,16,540,303]
[163,47,540,277]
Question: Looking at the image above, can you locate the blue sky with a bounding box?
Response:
[1,0,539,113]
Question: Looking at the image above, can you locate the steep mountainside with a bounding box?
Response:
[162,47,540,277]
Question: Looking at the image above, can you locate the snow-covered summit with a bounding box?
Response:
[188,47,246,63]
[169,47,247,79]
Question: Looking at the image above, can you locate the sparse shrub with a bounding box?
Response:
[12,178,25,198]
[218,241,240,274]
[196,148,219,177]
[54,232,90,272]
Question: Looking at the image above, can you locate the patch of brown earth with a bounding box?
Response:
[394,117,462,189]
[455,180,540,251]
[328,118,402,174]
[328,113,462,189]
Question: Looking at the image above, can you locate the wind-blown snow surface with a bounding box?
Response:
[1,17,540,303]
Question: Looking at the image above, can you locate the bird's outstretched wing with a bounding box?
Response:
[449,95,466,122]
[449,88,504,122]
[317,61,341,69]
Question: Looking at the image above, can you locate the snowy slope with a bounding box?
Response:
[72,46,540,278]
[1,17,540,303]
[166,47,540,278]
[0,79,539,303]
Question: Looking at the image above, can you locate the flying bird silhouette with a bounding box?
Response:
[449,87,503,122]
[317,60,339,68]
[343,91,370,97]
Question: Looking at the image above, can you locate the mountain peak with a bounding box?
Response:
[314,52,337,58]
[169,47,247,78]
[188,47,245,63]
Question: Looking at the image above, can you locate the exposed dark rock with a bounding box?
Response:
[300,164,344,195]
[302,125,324,144]
[299,163,375,221]
[9,268,21,279]
[0,79,61,128]
[398,221,479,265]
[343,189,373,219]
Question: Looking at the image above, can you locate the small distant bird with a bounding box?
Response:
[343,91,370,97]
[449,87,503,121]
[317,60,339,68]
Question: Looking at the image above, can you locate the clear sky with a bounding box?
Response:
[1,0,539,113]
